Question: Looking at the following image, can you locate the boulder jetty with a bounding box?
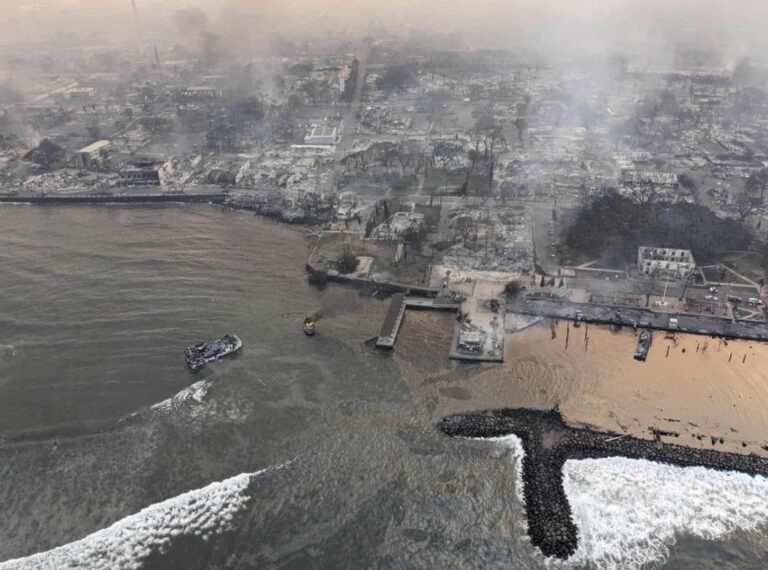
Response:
[438,408,768,560]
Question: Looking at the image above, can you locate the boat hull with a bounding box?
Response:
[185,335,242,372]
[633,331,652,361]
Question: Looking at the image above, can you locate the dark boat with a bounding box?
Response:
[185,334,242,372]
[303,317,316,336]
[634,330,652,361]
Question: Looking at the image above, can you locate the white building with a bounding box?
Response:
[75,140,110,169]
[304,121,343,146]
[181,86,221,100]
[61,87,96,100]
[621,170,679,189]
[370,211,424,240]
[637,246,695,280]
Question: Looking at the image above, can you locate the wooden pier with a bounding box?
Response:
[374,295,506,362]
[376,294,407,349]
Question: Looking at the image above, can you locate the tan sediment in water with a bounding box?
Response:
[396,315,768,456]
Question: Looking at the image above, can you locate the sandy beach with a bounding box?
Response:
[396,313,768,456]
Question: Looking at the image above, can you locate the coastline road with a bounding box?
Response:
[505,296,768,341]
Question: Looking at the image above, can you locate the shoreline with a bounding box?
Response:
[0,193,227,205]
[438,407,768,560]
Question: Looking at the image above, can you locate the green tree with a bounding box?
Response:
[288,62,313,77]
[504,280,522,298]
[287,93,303,113]
[25,139,65,171]
[678,173,697,192]
[734,189,759,222]
[235,96,264,122]
[336,249,359,274]
[514,117,527,146]
[745,168,768,205]
[733,57,754,86]
[376,65,415,94]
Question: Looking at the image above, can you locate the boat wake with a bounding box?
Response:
[119,380,214,426]
[150,380,213,415]
[491,436,768,570]
[0,464,288,570]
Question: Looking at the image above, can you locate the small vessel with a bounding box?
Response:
[634,330,652,361]
[303,317,316,336]
[185,334,242,372]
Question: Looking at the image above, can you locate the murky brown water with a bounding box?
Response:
[1,205,767,569]
[406,320,768,456]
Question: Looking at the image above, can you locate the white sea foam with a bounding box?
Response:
[150,380,212,414]
[563,457,768,570]
[491,436,768,570]
[0,464,286,570]
[0,344,17,359]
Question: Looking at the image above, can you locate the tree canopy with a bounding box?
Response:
[504,281,522,298]
[336,250,359,274]
[25,139,66,171]
[376,65,416,94]
[562,190,752,267]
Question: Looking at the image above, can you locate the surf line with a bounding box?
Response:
[438,408,768,560]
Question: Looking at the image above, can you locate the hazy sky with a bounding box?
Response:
[1,0,767,63]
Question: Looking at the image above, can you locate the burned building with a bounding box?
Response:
[621,170,679,190]
[181,86,221,101]
[120,157,174,186]
[304,122,343,146]
[637,246,695,280]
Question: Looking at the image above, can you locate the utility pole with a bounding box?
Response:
[661,277,669,306]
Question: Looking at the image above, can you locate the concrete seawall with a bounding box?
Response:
[305,265,439,298]
[0,194,227,205]
[507,298,768,343]
[438,408,768,560]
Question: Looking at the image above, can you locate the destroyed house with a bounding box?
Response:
[120,158,173,186]
[181,86,221,101]
[637,246,695,280]
[304,123,343,145]
[621,170,679,189]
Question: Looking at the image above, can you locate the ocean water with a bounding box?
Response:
[0,204,766,569]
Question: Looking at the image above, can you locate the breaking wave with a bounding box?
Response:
[150,380,213,414]
[0,464,287,570]
[491,436,768,570]
[0,344,17,360]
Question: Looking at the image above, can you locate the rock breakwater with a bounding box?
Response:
[438,408,768,560]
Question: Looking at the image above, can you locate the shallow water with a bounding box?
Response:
[0,205,766,569]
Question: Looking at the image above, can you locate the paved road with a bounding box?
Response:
[506,297,768,341]
[335,43,371,158]
[529,201,561,275]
